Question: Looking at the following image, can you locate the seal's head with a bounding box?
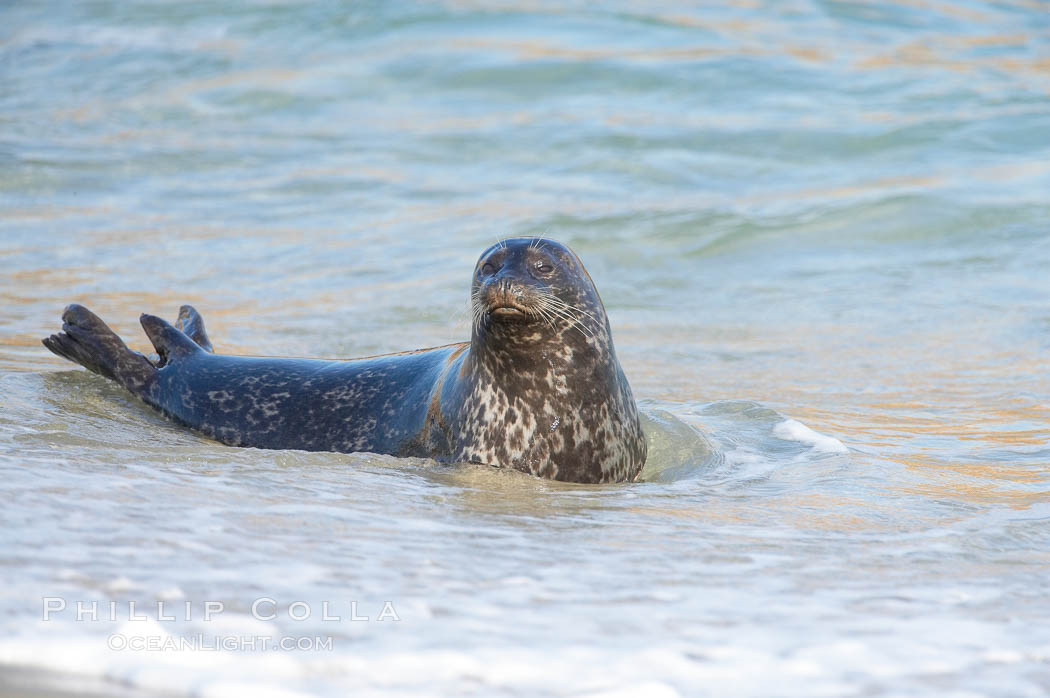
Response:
[469,238,610,352]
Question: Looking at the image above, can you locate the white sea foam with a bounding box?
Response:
[772,419,848,454]
[157,586,187,601]
[104,576,139,592]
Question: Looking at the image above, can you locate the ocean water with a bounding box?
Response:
[2,1,1050,696]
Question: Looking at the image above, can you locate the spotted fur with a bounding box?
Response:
[42,238,647,483]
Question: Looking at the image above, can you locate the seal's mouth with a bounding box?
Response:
[489,305,529,320]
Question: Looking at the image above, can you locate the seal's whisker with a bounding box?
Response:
[529,231,549,250]
[548,305,600,335]
[533,297,596,340]
[534,293,600,328]
[534,305,558,332]
[469,289,488,335]
[449,304,471,331]
[542,306,567,333]
[554,302,599,339]
[539,295,600,325]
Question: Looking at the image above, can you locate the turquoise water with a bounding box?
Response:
[2,1,1050,696]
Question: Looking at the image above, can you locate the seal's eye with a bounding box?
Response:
[534,261,554,275]
[481,262,496,275]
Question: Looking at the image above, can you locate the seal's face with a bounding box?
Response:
[470,238,606,344]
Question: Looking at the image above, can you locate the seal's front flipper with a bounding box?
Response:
[176,305,213,353]
[42,304,157,395]
[141,314,203,368]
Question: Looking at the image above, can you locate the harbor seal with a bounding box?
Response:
[42,238,647,483]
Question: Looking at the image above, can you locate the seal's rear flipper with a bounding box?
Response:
[42,304,157,394]
[140,314,203,368]
[176,305,213,353]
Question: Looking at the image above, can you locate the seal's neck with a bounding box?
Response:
[468,320,614,379]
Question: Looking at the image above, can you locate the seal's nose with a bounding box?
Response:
[497,278,526,302]
[491,278,516,307]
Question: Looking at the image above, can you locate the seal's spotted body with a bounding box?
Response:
[42,239,646,483]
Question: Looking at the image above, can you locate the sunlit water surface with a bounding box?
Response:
[2,1,1049,696]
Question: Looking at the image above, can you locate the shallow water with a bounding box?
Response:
[2,1,1050,696]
